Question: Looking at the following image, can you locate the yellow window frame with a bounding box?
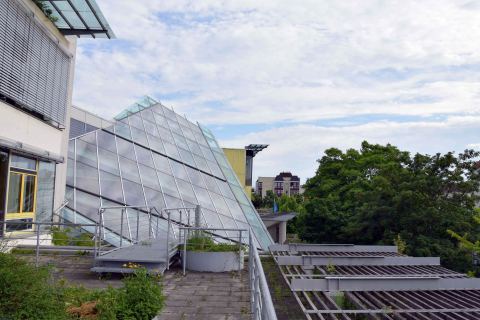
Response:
[6,170,38,221]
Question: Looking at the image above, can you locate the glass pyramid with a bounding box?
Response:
[65,98,272,249]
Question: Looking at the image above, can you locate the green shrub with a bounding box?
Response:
[0,252,165,320]
[51,227,94,247]
[52,227,71,246]
[182,234,242,252]
[0,253,68,320]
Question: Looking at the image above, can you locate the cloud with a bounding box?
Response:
[72,0,480,180]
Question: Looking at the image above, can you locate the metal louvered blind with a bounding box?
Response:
[0,0,71,126]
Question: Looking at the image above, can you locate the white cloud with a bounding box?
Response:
[72,1,480,180]
[220,115,480,181]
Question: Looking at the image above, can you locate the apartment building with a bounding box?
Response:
[256,171,302,198]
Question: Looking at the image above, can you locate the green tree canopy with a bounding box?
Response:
[297,141,480,271]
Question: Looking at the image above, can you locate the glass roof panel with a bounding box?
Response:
[39,0,115,38]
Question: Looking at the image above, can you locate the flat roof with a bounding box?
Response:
[40,0,115,38]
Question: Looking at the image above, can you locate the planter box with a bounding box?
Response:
[184,250,244,272]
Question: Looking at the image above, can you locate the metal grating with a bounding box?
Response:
[0,0,70,126]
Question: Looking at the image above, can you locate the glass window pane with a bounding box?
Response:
[148,135,165,154]
[157,125,173,142]
[7,173,21,213]
[218,180,235,199]
[144,187,165,211]
[203,174,221,194]
[231,185,249,205]
[114,122,131,140]
[131,127,148,146]
[164,142,180,160]
[225,197,247,222]
[154,113,168,128]
[100,170,123,203]
[76,140,98,168]
[179,148,196,167]
[75,190,101,220]
[170,160,188,181]
[208,161,223,178]
[116,138,136,160]
[200,145,216,162]
[135,145,154,167]
[186,167,205,188]
[119,156,140,183]
[123,179,145,206]
[157,171,179,198]
[173,133,187,149]
[22,175,36,212]
[36,161,54,221]
[163,107,177,120]
[176,179,197,204]
[164,194,183,212]
[143,120,159,137]
[152,153,171,174]
[139,164,160,190]
[180,126,195,140]
[202,208,223,229]
[194,155,210,174]
[76,162,99,194]
[10,155,36,171]
[193,186,215,211]
[129,114,144,129]
[210,192,229,215]
[98,148,119,175]
[187,139,202,156]
[97,130,117,153]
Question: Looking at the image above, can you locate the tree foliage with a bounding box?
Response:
[297,141,480,271]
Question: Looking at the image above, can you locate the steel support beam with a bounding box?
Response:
[291,277,480,292]
[270,243,398,253]
[276,255,440,266]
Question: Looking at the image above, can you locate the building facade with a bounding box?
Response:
[256,172,302,198]
[223,144,267,200]
[0,0,113,234]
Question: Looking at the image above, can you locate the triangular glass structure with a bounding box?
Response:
[65,99,273,249]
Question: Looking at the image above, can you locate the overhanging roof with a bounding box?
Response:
[245,144,268,157]
[40,0,115,38]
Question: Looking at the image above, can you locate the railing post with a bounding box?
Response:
[120,208,124,247]
[136,209,140,242]
[166,211,171,271]
[93,223,98,259]
[238,230,243,275]
[35,223,40,268]
[148,209,152,239]
[183,228,187,276]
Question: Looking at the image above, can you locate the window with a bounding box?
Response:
[6,155,38,229]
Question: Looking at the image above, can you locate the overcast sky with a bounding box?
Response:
[73,0,480,182]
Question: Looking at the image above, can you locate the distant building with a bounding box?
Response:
[256,172,303,198]
[223,144,268,200]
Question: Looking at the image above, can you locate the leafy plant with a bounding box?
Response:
[182,233,243,252]
[32,0,59,23]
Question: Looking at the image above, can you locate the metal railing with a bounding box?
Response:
[0,220,98,267]
[179,226,277,320]
[249,231,278,320]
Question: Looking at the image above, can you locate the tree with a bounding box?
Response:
[297,141,480,272]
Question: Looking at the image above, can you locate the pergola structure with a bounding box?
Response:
[270,243,480,319]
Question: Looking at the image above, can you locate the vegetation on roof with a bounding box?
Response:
[32,0,58,23]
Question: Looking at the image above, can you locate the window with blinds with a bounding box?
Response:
[0,0,71,127]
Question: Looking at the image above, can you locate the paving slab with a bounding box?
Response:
[156,268,252,320]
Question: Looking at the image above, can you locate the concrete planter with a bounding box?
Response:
[185,250,244,272]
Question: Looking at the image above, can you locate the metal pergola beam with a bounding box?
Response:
[291,277,480,292]
[276,255,440,266]
[270,243,398,253]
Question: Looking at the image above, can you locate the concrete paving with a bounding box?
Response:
[155,268,252,320]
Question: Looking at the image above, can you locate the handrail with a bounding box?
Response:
[249,231,278,320]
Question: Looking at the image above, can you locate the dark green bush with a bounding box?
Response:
[0,252,165,320]
[0,253,68,320]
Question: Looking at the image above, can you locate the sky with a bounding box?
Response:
[73,0,480,182]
